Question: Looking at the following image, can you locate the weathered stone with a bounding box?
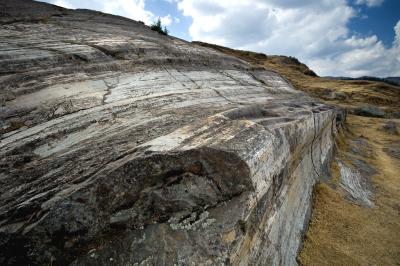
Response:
[383,140,400,159]
[0,1,343,265]
[323,90,347,100]
[338,161,374,207]
[379,120,398,135]
[353,105,385,118]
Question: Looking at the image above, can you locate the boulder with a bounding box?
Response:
[0,1,343,265]
[353,105,385,118]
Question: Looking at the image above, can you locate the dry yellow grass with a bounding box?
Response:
[193,41,400,265]
[299,116,400,266]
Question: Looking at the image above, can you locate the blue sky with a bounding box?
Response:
[40,0,400,77]
[145,0,192,41]
[349,0,400,47]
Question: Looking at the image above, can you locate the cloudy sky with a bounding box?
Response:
[40,0,400,77]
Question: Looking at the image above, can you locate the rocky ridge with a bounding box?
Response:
[0,1,343,265]
[193,29,400,266]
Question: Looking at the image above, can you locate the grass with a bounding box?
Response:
[299,116,400,265]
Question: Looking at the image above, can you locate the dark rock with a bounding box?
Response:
[353,105,385,118]
[380,121,398,135]
[383,147,400,159]
[323,91,347,100]
[391,112,400,119]
[383,141,400,159]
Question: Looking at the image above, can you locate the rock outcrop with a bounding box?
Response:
[0,1,343,265]
[195,35,400,266]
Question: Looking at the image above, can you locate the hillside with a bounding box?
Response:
[194,42,400,265]
[325,76,400,87]
[1,0,398,265]
[194,42,400,118]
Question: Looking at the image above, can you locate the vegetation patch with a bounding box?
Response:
[150,18,168,35]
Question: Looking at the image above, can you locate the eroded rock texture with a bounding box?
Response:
[0,1,342,265]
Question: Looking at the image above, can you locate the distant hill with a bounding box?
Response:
[386,77,400,85]
[325,76,400,87]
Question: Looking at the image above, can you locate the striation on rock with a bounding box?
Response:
[0,1,343,265]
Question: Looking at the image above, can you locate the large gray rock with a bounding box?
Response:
[353,105,385,118]
[0,1,343,265]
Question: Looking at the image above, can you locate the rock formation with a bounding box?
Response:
[0,1,343,265]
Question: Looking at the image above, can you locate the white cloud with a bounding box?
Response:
[53,0,74,9]
[394,20,400,47]
[310,36,399,77]
[39,0,399,77]
[41,0,156,24]
[356,0,384,7]
[160,14,173,26]
[100,0,155,25]
[43,0,180,27]
[303,21,400,77]
[177,0,399,77]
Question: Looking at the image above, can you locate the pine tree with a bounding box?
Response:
[150,18,168,35]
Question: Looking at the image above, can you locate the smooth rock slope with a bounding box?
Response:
[0,1,342,265]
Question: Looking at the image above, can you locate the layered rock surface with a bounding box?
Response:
[0,1,342,265]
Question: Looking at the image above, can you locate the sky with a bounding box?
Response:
[40,0,400,77]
